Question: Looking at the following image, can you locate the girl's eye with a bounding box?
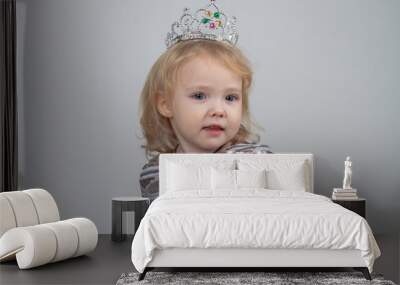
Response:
[225,95,239,102]
[190,92,206,100]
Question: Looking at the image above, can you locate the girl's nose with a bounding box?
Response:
[209,104,226,118]
[211,110,225,118]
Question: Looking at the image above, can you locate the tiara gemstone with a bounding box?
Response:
[165,0,239,48]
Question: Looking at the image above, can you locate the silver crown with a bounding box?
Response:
[165,0,238,48]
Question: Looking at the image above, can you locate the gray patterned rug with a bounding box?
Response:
[116,271,396,285]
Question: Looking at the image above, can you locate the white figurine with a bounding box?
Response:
[342,156,352,189]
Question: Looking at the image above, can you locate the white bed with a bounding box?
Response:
[131,153,380,280]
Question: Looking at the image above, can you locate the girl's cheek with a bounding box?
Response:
[229,104,242,115]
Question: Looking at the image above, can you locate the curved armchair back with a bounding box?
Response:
[0,189,60,237]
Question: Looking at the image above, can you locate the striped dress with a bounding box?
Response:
[139,143,272,202]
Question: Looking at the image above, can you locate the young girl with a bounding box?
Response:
[139,1,271,202]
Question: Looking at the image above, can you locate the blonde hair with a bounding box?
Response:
[139,39,261,158]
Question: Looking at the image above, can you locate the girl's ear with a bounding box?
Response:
[156,93,173,118]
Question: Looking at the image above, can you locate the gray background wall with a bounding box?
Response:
[16,0,399,234]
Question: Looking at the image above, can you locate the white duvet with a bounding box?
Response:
[131,190,381,273]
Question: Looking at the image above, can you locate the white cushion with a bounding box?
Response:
[0,191,39,227]
[42,221,79,262]
[65,218,98,257]
[0,196,17,237]
[211,168,236,190]
[237,169,268,188]
[238,159,307,191]
[166,162,212,192]
[23,189,60,223]
[211,169,268,191]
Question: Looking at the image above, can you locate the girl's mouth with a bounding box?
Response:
[203,125,224,136]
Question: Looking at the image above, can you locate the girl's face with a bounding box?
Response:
[158,55,243,153]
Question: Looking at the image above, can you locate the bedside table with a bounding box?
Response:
[332,198,366,218]
[112,196,150,242]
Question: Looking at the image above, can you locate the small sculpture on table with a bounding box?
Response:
[332,156,358,200]
[342,156,352,189]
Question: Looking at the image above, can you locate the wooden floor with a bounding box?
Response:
[0,234,398,285]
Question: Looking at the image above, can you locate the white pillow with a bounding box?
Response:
[211,168,268,190]
[236,169,268,188]
[238,160,307,191]
[211,168,236,190]
[166,162,211,192]
[266,162,306,191]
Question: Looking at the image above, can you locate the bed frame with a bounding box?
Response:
[138,153,371,280]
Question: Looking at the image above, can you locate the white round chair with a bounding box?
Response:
[0,189,98,269]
